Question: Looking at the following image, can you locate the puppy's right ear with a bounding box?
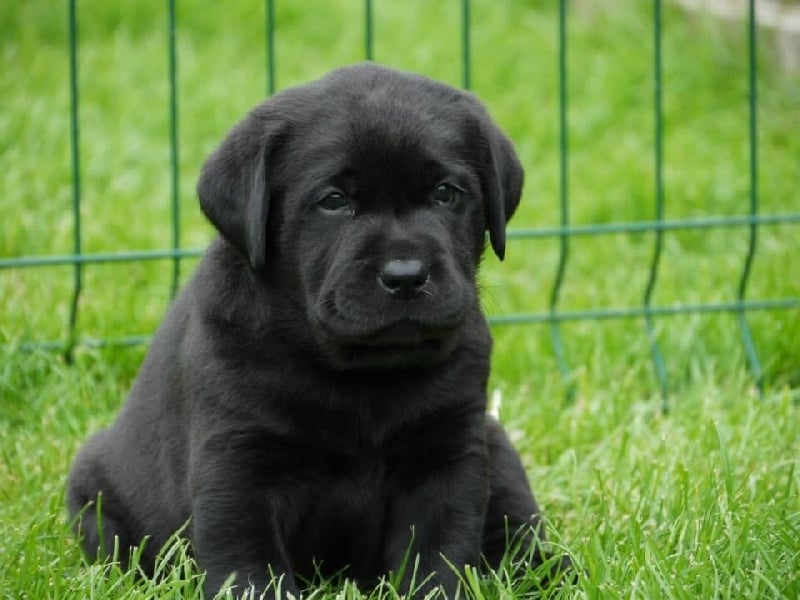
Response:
[197,109,284,271]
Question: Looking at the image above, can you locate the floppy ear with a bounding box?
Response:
[197,109,283,271]
[482,122,524,261]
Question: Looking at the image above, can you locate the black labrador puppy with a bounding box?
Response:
[68,63,564,598]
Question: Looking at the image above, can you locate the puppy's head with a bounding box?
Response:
[198,63,523,369]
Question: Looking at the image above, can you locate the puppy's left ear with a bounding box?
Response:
[197,109,284,271]
[482,122,524,261]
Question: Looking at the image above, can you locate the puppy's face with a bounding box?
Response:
[198,64,523,370]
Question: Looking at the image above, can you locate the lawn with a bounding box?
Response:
[1,1,798,598]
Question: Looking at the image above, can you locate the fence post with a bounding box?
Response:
[168,0,181,299]
[266,0,276,96]
[365,0,374,61]
[461,0,471,90]
[550,0,573,398]
[739,0,764,393]
[66,0,82,364]
[645,0,669,408]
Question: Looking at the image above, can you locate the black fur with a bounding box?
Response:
[67,63,564,598]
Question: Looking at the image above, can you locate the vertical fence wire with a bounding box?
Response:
[461,0,471,90]
[739,0,763,392]
[550,0,572,395]
[365,0,374,61]
[644,0,669,406]
[266,0,276,96]
[168,0,180,298]
[66,0,82,363]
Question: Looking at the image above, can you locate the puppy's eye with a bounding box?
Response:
[433,184,458,206]
[318,192,350,212]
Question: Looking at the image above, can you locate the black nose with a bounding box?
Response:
[378,259,430,299]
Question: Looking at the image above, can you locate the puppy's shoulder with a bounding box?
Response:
[185,237,270,325]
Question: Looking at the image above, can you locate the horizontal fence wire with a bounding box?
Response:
[4,214,799,270]
[2,1,798,399]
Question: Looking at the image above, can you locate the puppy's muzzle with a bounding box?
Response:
[378,259,430,300]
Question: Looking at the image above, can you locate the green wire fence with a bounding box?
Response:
[2,0,799,402]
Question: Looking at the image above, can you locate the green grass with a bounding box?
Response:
[1,1,799,598]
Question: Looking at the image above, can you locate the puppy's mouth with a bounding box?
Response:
[319,315,458,346]
[349,321,446,346]
[313,314,463,370]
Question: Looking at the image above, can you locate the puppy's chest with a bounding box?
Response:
[283,448,388,579]
[279,401,474,517]
[256,394,481,578]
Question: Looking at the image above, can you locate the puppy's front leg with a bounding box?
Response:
[382,426,488,597]
[482,417,573,584]
[190,438,299,599]
[193,498,297,598]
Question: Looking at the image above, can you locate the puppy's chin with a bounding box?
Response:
[313,320,462,371]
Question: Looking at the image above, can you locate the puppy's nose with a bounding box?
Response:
[378,259,430,300]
